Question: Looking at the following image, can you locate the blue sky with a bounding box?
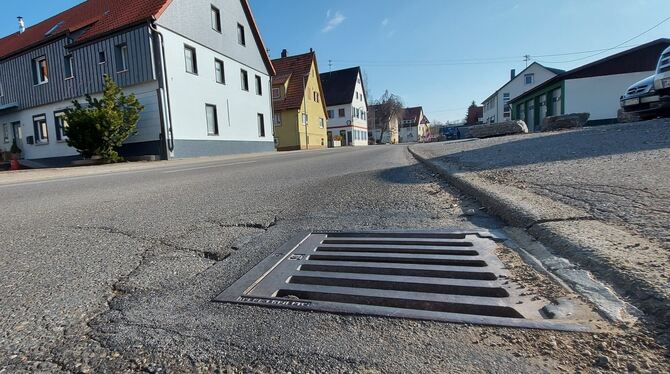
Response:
[2,1,670,122]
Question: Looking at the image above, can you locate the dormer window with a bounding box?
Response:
[33,56,49,84]
[272,88,280,99]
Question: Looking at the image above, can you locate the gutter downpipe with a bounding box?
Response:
[149,21,174,159]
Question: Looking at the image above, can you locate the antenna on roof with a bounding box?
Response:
[329,59,332,72]
[17,17,25,34]
[523,54,531,68]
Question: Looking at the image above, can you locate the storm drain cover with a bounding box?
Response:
[214,231,589,331]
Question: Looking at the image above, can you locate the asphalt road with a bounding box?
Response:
[413,119,670,251]
[0,145,664,373]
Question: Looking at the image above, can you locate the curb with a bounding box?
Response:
[408,146,670,326]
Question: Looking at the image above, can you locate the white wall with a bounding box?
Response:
[483,64,559,123]
[482,94,498,123]
[564,71,654,120]
[0,81,160,160]
[159,26,273,144]
[398,126,418,143]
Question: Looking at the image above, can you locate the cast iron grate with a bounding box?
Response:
[214,231,589,331]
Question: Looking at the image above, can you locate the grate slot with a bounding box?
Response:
[322,237,474,247]
[324,232,468,239]
[316,244,479,256]
[308,252,488,267]
[275,285,523,319]
[299,262,498,280]
[288,272,509,297]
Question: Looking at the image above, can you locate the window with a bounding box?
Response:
[327,110,334,119]
[237,23,246,46]
[258,113,265,137]
[2,123,8,143]
[115,44,129,72]
[184,45,197,74]
[33,115,48,143]
[215,59,225,84]
[33,56,49,84]
[240,69,249,91]
[313,91,319,102]
[524,73,534,85]
[338,108,345,117]
[54,112,68,141]
[211,5,221,32]
[98,51,106,64]
[205,104,218,135]
[302,113,308,125]
[273,113,281,126]
[255,75,262,95]
[272,88,280,99]
[63,55,74,79]
[319,118,325,129]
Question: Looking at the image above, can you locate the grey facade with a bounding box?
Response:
[0,25,155,112]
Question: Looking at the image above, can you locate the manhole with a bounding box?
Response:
[214,230,590,331]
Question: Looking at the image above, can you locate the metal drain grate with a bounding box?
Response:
[214,231,589,331]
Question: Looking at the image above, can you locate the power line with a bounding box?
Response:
[536,15,670,64]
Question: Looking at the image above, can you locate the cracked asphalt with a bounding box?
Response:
[0,145,667,373]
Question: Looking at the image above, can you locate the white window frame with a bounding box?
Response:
[34,56,49,85]
[240,69,249,91]
[524,74,534,85]
[184,45,198,74]
[115,44,129,73]
[237,23,246,46]
[255,75,262,95]
[214,59,225,84]
[98,51,106,64]
[258,113,266,137]
[33,115,49,144]
[64,55,74,79]
[211,5,221,33]
[54,112,69,141]
[319,118,325,129]
[205,104,218,136]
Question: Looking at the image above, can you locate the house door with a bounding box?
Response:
[526,102,535,131]
[11,122,23,159]
[347,131,352,146]
[339,130,346,146]
[327,131,333,148]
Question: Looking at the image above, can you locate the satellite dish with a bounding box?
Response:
[346,120,352,125]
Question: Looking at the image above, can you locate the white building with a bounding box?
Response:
[0,0,275,164]
[320,67,369,146]
[511,39,670,130]
[482,63,563,124]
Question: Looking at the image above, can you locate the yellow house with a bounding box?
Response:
[271,49,328,151]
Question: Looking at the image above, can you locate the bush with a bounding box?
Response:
[64,75,144,162]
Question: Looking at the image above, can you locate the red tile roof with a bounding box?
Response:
[0,0,276,75]
[402,106,423,123]
[272,51,320,112]
[0,0,171,60]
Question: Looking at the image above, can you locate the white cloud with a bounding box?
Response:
[322,11,345,33]
[381,18,389,27]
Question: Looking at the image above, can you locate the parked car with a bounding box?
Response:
[620,78,670,120]
[654,46,670,95]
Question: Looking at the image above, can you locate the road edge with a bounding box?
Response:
[408,145,670,327]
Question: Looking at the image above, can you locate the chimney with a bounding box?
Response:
[17,16,25,34]
[309,48,313,53]
[281,49,288,58]
[510,69,516,80]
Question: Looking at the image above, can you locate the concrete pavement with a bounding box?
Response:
[410,119,670,343]
[1,145,667,373]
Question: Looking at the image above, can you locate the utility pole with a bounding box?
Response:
[523,54,531,68]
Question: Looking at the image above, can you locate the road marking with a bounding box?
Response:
[161,160,256,174]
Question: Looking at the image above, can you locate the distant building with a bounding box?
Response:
[511,39,670,130]
[398,106,425,143]
[482,63,564,124]
[367,104,399,144]
[466,103,483,125]
[319,67,368,147]
[271,49,328,151]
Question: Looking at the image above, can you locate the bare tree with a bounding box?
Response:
[362,69,371,102]
[371,90,403,144]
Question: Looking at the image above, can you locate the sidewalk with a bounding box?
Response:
[409,119,670,331]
